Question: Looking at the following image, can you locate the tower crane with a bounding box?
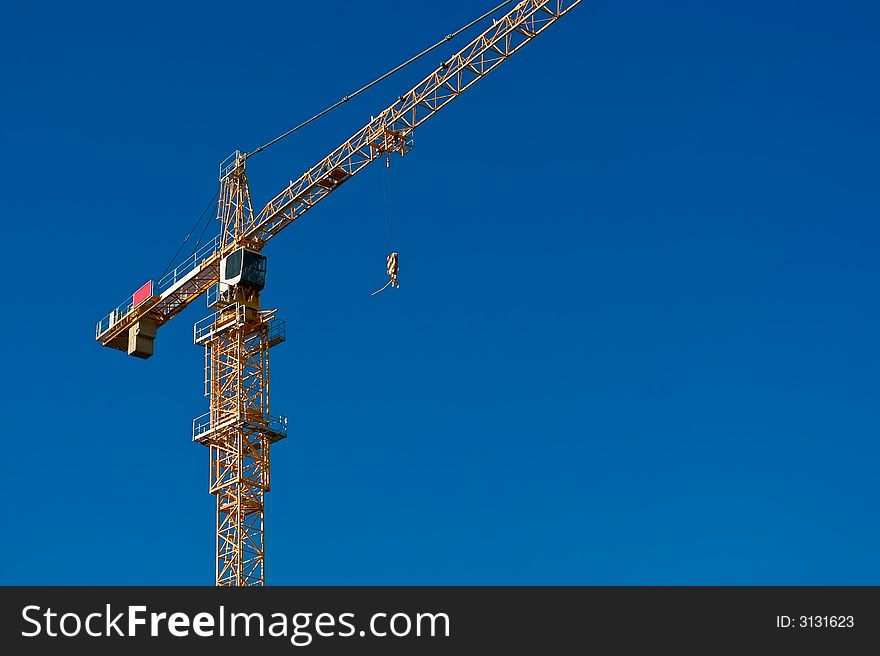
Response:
[95,0,581,586]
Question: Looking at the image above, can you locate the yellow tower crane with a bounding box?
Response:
[95,0,581,586]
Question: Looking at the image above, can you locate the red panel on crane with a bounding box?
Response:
[133,280,154,308]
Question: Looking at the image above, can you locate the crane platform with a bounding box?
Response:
[192,412,289,446]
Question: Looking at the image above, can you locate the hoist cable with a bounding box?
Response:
[190,194,219,257]
[160,188,219,280]
[382,163,393,248]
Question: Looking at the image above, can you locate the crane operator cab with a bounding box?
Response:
[218,247,267,310]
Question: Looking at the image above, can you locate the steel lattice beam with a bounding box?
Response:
[201,311,276,586]
[247,0,581,245]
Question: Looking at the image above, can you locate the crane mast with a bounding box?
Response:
[194,155,283,586]
[95,0,581,586]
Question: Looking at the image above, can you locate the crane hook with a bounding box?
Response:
[371,251,399,296]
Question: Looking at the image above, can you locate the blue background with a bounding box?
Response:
[2,0,877,584]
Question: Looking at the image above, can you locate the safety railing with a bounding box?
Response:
[268,317,287,346]
[193,313,219,344]
[219,151,243,181]
[192,411,288,441]
[268,415,289,436]
[155,234,221,296]
[192,412,213,439]
[193,310,287,346]
[95,295,137,338]
[206,283,219,308]
[95,234,221,339]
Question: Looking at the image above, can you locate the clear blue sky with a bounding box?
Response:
[2,0,878,584]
